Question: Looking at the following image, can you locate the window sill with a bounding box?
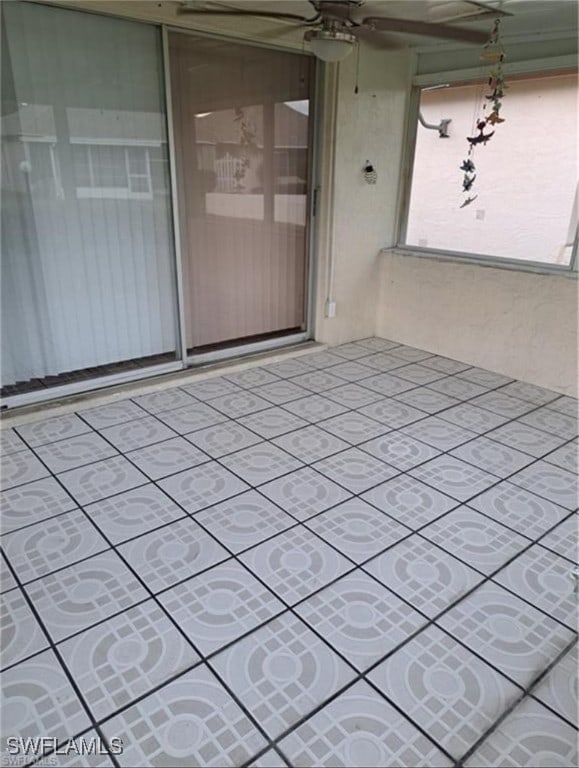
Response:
[382,246,578,278]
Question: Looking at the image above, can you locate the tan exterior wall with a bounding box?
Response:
[377,252,578,396]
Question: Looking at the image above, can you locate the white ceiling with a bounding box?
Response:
[191,0,578,44]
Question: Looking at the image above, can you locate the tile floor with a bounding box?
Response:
[1,337,578,767]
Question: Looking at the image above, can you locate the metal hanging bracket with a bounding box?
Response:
[418,110,451,138]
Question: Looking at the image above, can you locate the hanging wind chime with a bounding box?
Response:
[460,19,507,208]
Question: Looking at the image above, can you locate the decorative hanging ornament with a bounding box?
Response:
[363,161,377,185]
[459,18,507,209]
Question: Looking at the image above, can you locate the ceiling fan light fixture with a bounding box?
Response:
[305,27,356,62]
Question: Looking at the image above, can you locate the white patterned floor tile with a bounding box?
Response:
[450,437,533,478]
[15,414,93,447]
[159,561,284,655]
[250,379,310,405]
[301,351,347,369]
[99,416,177,453]
[519,409,578,440]
[470,392,536,419]
[313,448,399,494]
[181,376,243,401]
[58,456,148,506]
[220,443,303,486]
[0,428,26,456]
[356,373,416,398]
[394,387,461,414]
[368,626,519,760]
[389,346,433,363]
[545,442,579,474]
[156,402,228,434]
[533,643,578,725]
[499,381,560,406]
[486,422,566,458]
[390,364,447,386]
[324,383,383,409]
[279,680,452,767]
[85,485,186,544]
[438,582,574,687]
[25,551,148,642]
[493,545,577,629]
[332,342,375,360]
[0,649,90,754]
[195,490,295,553]
[159,462,249,514]
[401,416,477,451]
[282,395,349,423]
[133,387,196,415]
[211,613,356,739]
[118,518,229,593]
[296,572,426,671]
[365,535,483,618]
[421,507,529,574]
[439,403,510,434]
[464,696,577,767]
[239,407,309,439]
[202,392,272,419]
[59,600,199,720]
[289,371,344,393]
[1,587,48,668]
[410,456,497,502]
[186,421,262,459]
[509,461,578,510]
[225,368,281,389]
[456,367,514,389]
[258,467,351,521]
[468,482,569,540]
[2,449,49,489]
[357,399,426,429]
[420,356,472,375]
[46,731,116,766]
[539,516,578,563]
[273,425,349,463]
[326,361,376,382]
[1,478,77,534]
[318,412,389,445]
[428,377,489,400]
[102,664,267,767]
[126,436,210,480]
[79,401,148,430]
[248,748,288,767]
[360,431,440,471]
[3,509,108,583]
[360,352,409,371]
[547,396,579,417]
[362,475,457,529]
[0,555,17,593]
[35,432,119,474]
[306,498,410,563]
[262,358,315,378]
[356,337,402,352]
[240,527,352,605]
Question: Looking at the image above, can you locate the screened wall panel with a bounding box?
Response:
[1,3,179,391]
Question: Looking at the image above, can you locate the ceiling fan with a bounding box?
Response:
[178,1,504,61]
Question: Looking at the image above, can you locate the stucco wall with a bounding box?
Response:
[377,252,578,396]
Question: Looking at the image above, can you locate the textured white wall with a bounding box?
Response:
[377,252,578,396]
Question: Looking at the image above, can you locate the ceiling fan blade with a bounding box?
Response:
[178,4,318,24]
[362,16,490,44]
[352,26,407,50]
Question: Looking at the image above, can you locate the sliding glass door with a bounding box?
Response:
[168,32,313,352]
[1,3,180,398]
[1,3,315,406]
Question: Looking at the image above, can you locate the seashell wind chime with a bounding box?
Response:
[460,19,507,208]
